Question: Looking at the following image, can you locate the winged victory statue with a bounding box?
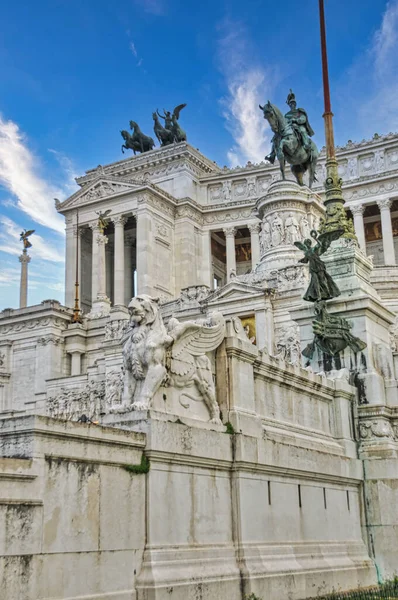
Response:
[20,229,35,250]
[152,103,187,146]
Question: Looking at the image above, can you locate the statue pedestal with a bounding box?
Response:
[87,296,111,320]
[255,180,324,275]
[291,239,397,406]
[101,407,226,434]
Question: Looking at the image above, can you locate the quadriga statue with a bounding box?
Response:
[119,295,225,423]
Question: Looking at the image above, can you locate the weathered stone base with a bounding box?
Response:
[0,411,377,600]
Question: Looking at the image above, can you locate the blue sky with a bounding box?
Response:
[0,0,396,309]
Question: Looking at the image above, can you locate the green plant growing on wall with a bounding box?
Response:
[123,454,150,474]
[225,421,235,434]
[244,594,263,600]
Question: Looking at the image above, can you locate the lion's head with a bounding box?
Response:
[128,295,160,327]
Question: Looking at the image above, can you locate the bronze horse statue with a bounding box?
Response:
[121,121,155,154]
[260,101,318,188]
[152,112,174,146]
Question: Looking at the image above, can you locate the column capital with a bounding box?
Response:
[89,221,101,233]
[248,222,261,234]
[223,226,237,238]
[96,233,108,246]
[112,215,128,227]
[350,203,365,216]
[377,198,392,211]
[19,252,31,264]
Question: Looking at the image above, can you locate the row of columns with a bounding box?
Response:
[66,214,139,311]
[90,217,137,312]
[223,223,261,282]
[351,199,396,265]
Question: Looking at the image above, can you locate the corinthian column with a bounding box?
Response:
[96,232,108,300]
[124,233,134,305]
[223,227,237,281]
[19,250,31,308]
[378,199,396,265]
[113,216,127,306]
[90,223,100,303]
[351,204,366,253]
[88,228,111,317]
[248,222,261,268]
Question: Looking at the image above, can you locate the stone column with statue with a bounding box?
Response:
[88,210,112,318]
[19,229,34,309]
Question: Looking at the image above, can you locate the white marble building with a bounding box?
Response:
[1,135,398,600]
[60,134,398,316]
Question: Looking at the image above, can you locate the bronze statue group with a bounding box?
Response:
[121,104,187,154]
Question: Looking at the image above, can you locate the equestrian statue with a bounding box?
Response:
[154,104,187,146]
[259,90,319,188]
[121,121,155,154]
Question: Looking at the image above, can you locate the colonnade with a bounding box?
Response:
[222,223,261,282]
[65,215,138,310]
[351,199,396,265]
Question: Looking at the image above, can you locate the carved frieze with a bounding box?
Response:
[47,380,105,421]
[104,320,129,342]
[274,322,301,365]
[204,208,252,224]
[359,420,394,440]
[179,285,210,308]
[246,176,257,197]
[0,317,67,335]
[232,180,247,199]
[208,184,222,202]
[105,370,124,410]
[37,335,63,346]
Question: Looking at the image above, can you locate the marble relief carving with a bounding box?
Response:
[274,323,301,365]
[47,380,105,421]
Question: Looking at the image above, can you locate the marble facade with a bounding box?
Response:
[1,135,398,599]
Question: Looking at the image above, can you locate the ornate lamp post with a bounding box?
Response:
[318,0,354,244]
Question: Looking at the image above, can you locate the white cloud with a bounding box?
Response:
[0,266,20,287]
[218,20,273,167]
[0,215,64,263]
[129,41,138,57]
[353,1,398,135]
[0,117,65,233]
[48,149,79,195]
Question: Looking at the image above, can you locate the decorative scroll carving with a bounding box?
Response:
[37,335,63,346]
[359,420,394,440]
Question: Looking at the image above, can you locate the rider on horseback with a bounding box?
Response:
[285,89,314,153]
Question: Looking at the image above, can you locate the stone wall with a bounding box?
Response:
[0,335,379,599]
[0,415,146,600]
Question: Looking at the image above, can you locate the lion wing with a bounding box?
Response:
[170,314,225,376]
